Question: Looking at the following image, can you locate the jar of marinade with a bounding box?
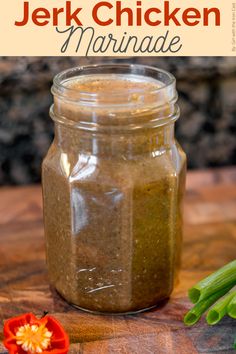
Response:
[42,64,186,314]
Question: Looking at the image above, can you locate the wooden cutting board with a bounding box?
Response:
[0,168,236,354]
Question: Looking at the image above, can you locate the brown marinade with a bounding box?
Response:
[42,68,186,314]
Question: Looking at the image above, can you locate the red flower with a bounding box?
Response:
[3,313,69,354]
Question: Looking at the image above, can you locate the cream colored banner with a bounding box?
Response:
[0,0,235,56]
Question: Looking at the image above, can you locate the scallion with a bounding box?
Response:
[188,260,236,304]
[184,285,233,326]
[227,293,236,319]
[206,288,236,325]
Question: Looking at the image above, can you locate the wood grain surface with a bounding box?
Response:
[0,168,236,354]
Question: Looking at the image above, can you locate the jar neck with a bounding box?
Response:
[51,64,178,159]
[51,64,178,133]
[54,123,175,159]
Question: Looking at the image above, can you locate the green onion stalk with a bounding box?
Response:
[206,288,236,325]
[228,292,236,319]
[188,260,236,304]
[184,285,233,326]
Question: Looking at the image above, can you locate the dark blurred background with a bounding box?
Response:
[0,56,235,185]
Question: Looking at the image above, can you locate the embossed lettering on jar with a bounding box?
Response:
[42,64,186,314]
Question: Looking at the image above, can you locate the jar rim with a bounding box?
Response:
[52,63,176,104]
[51,63,179,131]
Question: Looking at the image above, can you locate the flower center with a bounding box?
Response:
[15,323,52,353]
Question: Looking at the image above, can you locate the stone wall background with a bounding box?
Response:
[0,56,235,185]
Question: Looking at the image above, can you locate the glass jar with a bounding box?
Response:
[42,64,186,314]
